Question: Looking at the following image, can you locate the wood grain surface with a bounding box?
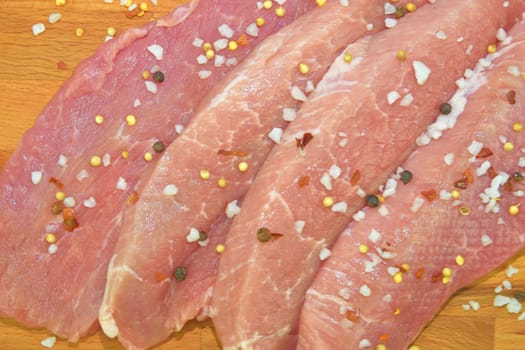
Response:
[0,1,524,349]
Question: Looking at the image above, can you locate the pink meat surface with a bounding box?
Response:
[99,1,418,348]
[211,0,525,348]
[0,0,310,341]
[298,18,525,349]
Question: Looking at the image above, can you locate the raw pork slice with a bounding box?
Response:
[211,0,525,348]
[0,0,311,341]
[99,1,420,349]
[298,18,525,349]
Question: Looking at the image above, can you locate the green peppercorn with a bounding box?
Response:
[400,170,413,184]
[199,231,208,242]
[365,194,380,208]
[153,71,165,83]
[153,141,165,153]
[440,102,452,115]
[395,6,406,17]
[51,201,64,215]
[256,227,271,242]
[173,266,187,281]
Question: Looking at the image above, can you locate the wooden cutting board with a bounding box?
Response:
[0,1,524,349]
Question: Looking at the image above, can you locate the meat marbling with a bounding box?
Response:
[0,0,311,341]
[99,1,422,349]
[211,0,525,348]
[298,17,525,349]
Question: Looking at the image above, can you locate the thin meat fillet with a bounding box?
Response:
[211,1,525,348]
[0,0,311,341]
[99,1,419,349]
[298,18,525,349]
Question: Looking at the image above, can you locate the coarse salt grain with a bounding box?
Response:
[353,210,365,221]
[57,154,67,167]
[246,23,259,37]
[294,220,305,234]
[31,171,43,185]
[378,205,389,216]
[494,294,511,307]
[83,197,96,208]
[214,55,226,67]
[192,37,204,47]
[359,284,371,297]
[163,184,178,196]
[102,153,111,167]
[147,44,164,60]
[268,127,283,144]
[339,0,349,6]
[329,165,341,179]
[331,202,347,213]
[507,65,521,77]
[502,280,512,290]
[225,200,241,218]
[387,90,400,105]
[358,339,371,349]
[40,336,56,349]
[133,99,141,108]
[214,38,228,51]
[368,229,381,243]
[145,81,158,94]
[175,124,184,134]
[338,287,350,300]
[506,265,520,278]
[63,196,76,208]
[282,108,297,121]
[411,196,425,212]
[384,2,396,14]
[186,227,201,242]
[436,30,447,40]
[196,54,208,64]
[400,93,414,106]
[468,300,480,311]
[319,247,331,261]
[76,169,88,181]
[218,23,234,38]
[48,244,58,254]
[413,61,431,85]
[48,13,62,24]
[320,172,332,190]
[32,23,46,36]
[198,70,212,79]
[291,85,307,102]
[116,177,128,191]
[385,18,397,28]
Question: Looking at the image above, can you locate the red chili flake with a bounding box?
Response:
[396,264,409,273]
[463,168,474,184]
[127,191,139,205]
[298,175,310,188]
[64,217,79,232]
[379,334,390,342]
[487,166,498,179]
[476,147,493,159]
[350,170,361,186]
[155,272,167,282]
[49,176,64,190]
[62,207,75,220]
[415,268,425,279]
[453,179,468,190]
[237,33,249,46]
[217,149,248,157]
[270,233,284,240]
[507,90,516,104]
[126,7,141,18]
[504,179,513,192]
[56,61,68,70]
[345,307,360,322]
[431,271,442,283]
[421,189,437,201]
[295,132,314,149]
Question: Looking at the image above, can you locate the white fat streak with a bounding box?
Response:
[209,73,245,108]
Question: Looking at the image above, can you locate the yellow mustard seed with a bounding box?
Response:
[405,2,416,12]
[322,196,334,208]
[200,169,211,180]
[205,49,215,60]
[275,6,285,17]
[137,10,145,17]
[218,177,227,188]
[503,142,514,152]
[442,267,452,277]
[228,40,238,51]
[509,204,520,216]
[238,161,249,172]
[56,191,65,201]
[401,263,411,272]
[90,155,102,167]
[442,276,451,284]
[344,53,353,63]
[216,244,225,253]
[124,0,133,7]
[408,346,421,350]
[456,255,465,266]
[75,28,85,37]
[396,50,407,60]
[487,44,497,54]
[358,244,369,254]
[121,150,129,159]
[140,2,148,11]
[316,0,327,6]
[394,307,401,315]
[298,63,309,74]
[202,42,212,51]
[45,233,56,243]
[377,344,387,350]
[513,122,523,132]
[142,70,150,79]
[393,271,403,283]
[126,114,136,126]
[56,0,66,6]
[95,114,104,124]
[107,27,116,37]
[256,17,265,27]
[262,0,273,9]
[143,152,153,162]
[451,190,461,199]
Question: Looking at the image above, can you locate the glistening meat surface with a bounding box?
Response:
[211,0,525,348]
[99,1,416,349]
[0,0,310,341]
[298,18,525,349]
